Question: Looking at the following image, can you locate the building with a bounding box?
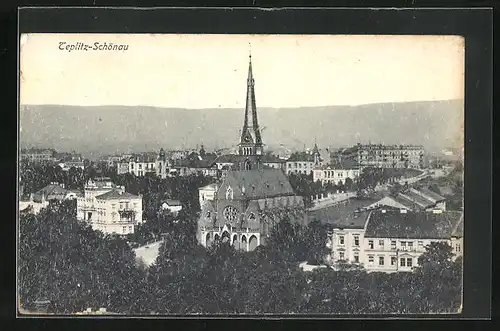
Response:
[58,161,85,171]
[354,143,425,169]
[286,145,323,175]
[308,197,379,265]
[171,149,218,177]
[198,183,219,208]
[313,163,361,186]
[196,54,307,252]
[128,153,157,176]
[450,214,464,258]
[361,209,463,273]
[160,199,183,214]
[76,177,143,235]
[155,148,172,179]
[20,148,56,164]
[19,183,78,215]
[32,183,77,201]
[367,187,446,212]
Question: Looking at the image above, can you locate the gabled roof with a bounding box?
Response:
[398,191,435,209]
[417,187,446,202]
[287,152,315,162]
[225,169,295,199]
[364,209,463,239]
[164,199,181,206]
[33,184,69,201]
[214,154,243,164]
[95,189,140,200]
[308,197,379,229]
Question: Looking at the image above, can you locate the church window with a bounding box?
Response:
[226,187,234,200]
[223,206,238,223]
[206,211,211,219]
[248,212,256,221]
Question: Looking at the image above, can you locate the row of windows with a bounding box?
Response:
[337,236,426,250]
[288,162,314,168]
[367,255,413,267]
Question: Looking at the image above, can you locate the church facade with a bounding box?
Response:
[196,54,307,251]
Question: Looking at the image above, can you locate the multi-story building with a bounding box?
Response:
[20,148,56,164]
[361,209,463,273]
[309,198,463,272]
[116,153,157,176]
[313,166,361,186]
[354,143,425,169]
[76,177,143,235]
[286,145,323,175]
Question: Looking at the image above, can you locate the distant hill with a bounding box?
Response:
[20,100,463,159]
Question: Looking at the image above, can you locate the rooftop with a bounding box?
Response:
[95,189,141,201]
[364,209,463,239]
[225,169,296,199]
[164,199,182,206]
[307,197,381,229]
[33,184,69,202]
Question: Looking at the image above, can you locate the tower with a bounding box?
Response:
[237,51,264,171]
[312,142,321,167]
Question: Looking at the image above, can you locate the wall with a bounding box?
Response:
[361,237,449,273]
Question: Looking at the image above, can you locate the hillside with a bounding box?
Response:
[20,100,463,158]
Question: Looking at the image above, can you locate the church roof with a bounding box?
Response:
[225,169,295,199]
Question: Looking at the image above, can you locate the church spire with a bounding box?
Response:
[238,49,264,169]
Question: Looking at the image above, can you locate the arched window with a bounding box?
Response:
[245,160,252,171]
[226,187,233,200]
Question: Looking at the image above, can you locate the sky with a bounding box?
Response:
[20,34,464,108]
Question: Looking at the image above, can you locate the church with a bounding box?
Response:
[196,54,307,251]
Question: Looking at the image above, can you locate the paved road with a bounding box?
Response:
[134,240,163,267]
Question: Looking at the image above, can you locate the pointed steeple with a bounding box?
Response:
[240,49,263,151]
[238,49,264,169]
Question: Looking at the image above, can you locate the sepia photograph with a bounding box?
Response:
[18,32,465,316]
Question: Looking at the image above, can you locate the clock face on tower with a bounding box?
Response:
[223,206,238,223]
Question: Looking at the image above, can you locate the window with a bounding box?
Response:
[391,256,397,266]
[129,226,132,231]
[339,236,344,245]
[368,255,374,264]
[368,240,374,249]
[354,236,359,246]
[339,252,344,260]
[455,243,461,253]
[122,226,127,233]
[354,254,359,263]
[379,240,384,248]
[206,211,211,219]
[418,241,424,248]
[408,242,414,250]
[407,258,413,267]
[226,187,233,200]
[400,258,406,267]
[379,256,385,266]
[401,241,407,248]
[391,240,396,250]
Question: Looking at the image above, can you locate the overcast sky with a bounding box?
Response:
[20,34,464,108]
